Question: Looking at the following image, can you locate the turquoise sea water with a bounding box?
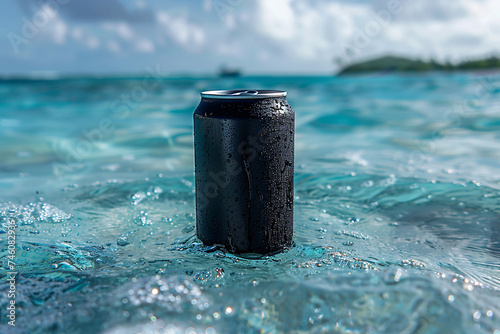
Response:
[1,73,500,333]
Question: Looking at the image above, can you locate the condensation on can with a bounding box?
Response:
[193,90,294,254]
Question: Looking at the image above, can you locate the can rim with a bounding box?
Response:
[201,90,287,99]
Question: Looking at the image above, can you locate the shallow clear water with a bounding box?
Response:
[1,73,500,333]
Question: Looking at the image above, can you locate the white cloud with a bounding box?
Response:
[101,22,155,53]
[134,38,155,53]
[255,0,296,40]
[251,0,363,62]
[395,0,470,22]
[157,12,205,49]
[38,5,68,44]
[236,0,500,69]
[203,0,212,12]
[214,40,244,57]
[135,0,146,9]
[48,17,67,44]
[69,27,100,49]
[5,0,500,73]
[372,0,500,61]
[86,35,99,49]
[102,22,134,41]
[107,40,120,53]
[71,28,83,41]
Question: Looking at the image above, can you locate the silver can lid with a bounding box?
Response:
[201,89,287,99]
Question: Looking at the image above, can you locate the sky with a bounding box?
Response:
[0,0,499,75]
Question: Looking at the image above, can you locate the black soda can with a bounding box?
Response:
[193,90,294,254]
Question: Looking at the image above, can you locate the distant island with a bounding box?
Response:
[338,55,500,75]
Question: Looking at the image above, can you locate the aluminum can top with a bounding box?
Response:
[201,89,287,99]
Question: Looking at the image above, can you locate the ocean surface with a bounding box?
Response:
[0,73,499,333]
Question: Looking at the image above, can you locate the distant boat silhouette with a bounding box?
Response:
[218,66,241,77]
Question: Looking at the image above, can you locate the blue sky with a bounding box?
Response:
[0,0,499,75]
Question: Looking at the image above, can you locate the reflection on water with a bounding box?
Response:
[1,73,500,333]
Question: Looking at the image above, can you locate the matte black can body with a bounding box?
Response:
[194,90,294,254]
